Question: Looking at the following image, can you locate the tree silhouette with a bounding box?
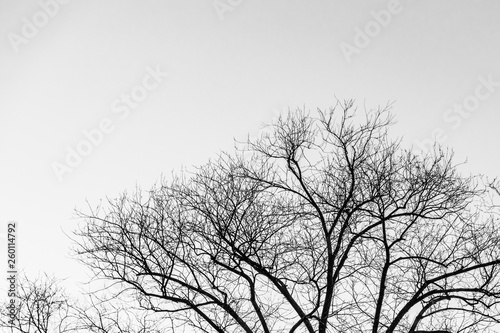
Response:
[70,290,168,333]
[0,273,169,333]
[0,273,72,333]
[75,101,500,333]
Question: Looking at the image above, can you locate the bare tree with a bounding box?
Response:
[0,273,72,333]
[0,273,169,333]
[488,178,500,197]
[74,101,500,333]
[70,290,169,333]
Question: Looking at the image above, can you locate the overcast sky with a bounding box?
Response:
[1,0,499,293]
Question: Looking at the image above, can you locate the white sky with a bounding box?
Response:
[0,0,499,298]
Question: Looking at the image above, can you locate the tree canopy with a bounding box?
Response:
[75,101,500,333]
